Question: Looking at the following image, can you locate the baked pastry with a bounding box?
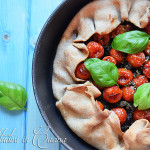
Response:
[52,0,150,149]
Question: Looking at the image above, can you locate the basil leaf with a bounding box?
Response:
[0,81,27,110]
[84,58,119,87]
[111,30,150,54]
[134,83,150,110]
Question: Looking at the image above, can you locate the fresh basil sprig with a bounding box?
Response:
[134,83,150,110]
[0,81,27,110]
[84,58,119,87]
[111,30,150,54]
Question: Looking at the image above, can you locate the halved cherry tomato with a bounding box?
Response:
[133,108,150,121]
[112,108,127,125]
[144,40,150,56]
[110,49,124,64]
[103,86,122,103]
[111,24,132,38]
[134,75,148,87]
[122,86,135,102]
[143,60,150,78]
[75,62,91,80]
[126,52,145,68]
[87,41,104,58]
[118,68,133,86]
[102,56,117,65]
[145,23,150,35]
[92,81,103,90]
[97,101,104,110]
[93,33,110,45]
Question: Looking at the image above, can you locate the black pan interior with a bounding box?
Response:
[32,0,97,150]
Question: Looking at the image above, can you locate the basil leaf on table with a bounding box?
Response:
[134,83,150,110]
[84,58,119,87]
[111,30,150,54]
[0,81,27,110]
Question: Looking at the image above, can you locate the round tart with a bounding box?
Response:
[52,0,150,149]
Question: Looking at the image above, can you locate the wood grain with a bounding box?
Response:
[0,0,66,150]
[25,0,63,150]
[0,0,29,149]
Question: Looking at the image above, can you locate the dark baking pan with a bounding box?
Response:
[32,0,97,149]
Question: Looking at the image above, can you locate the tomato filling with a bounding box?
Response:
[75,22,150,131]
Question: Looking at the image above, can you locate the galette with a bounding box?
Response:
[52,0,150,149]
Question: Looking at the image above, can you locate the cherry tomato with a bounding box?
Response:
[122,86,135,102]
[143,60,150,78]
[110,49,124,64]
[144,40,150,56]
[103,86,122,103]
[102,56,117,65]
[87,41,104,58]
[124,24,133,32]
[111,24,132,38]
[145,23,150,35]
[133,108,150,121]
[126,52,145,68]
[75,62,91,80]
[92,81,103,90]
[146,109,150,121]
[97,101,104,110]
[133,109,145,120]
[93,33,110,45]
[118,68,133,86]
[134,75,148,87]
[112,108,127,125]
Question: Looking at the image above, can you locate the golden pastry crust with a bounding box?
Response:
[124,119,150,150]
[56,82,125,150]
[52,0,150,149]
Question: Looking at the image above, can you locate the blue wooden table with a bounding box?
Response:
[0,0,66,150]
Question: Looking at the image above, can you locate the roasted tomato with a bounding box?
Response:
[110,49,124,64]
[75,62,91,80]
[87,41,104,58]
[134,75,148,87]
[143,60,150,78]
[93,81,103,90]
[145,23,150,35]
[144,40,150,56]
[118,68,133,86]
[133,108,150,121]
[112,108,127,125]
[126,52,145,68]
[93,33,110,45]
[122,86,135,102]
[103,86,122,103]
[102,56,117,65]
[111,24,132,38]
[146,109,150,121]
[125,24,133,32]
[97,101,104,110]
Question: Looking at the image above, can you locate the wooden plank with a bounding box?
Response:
[25,0,63,150]
[0,0,29,149]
